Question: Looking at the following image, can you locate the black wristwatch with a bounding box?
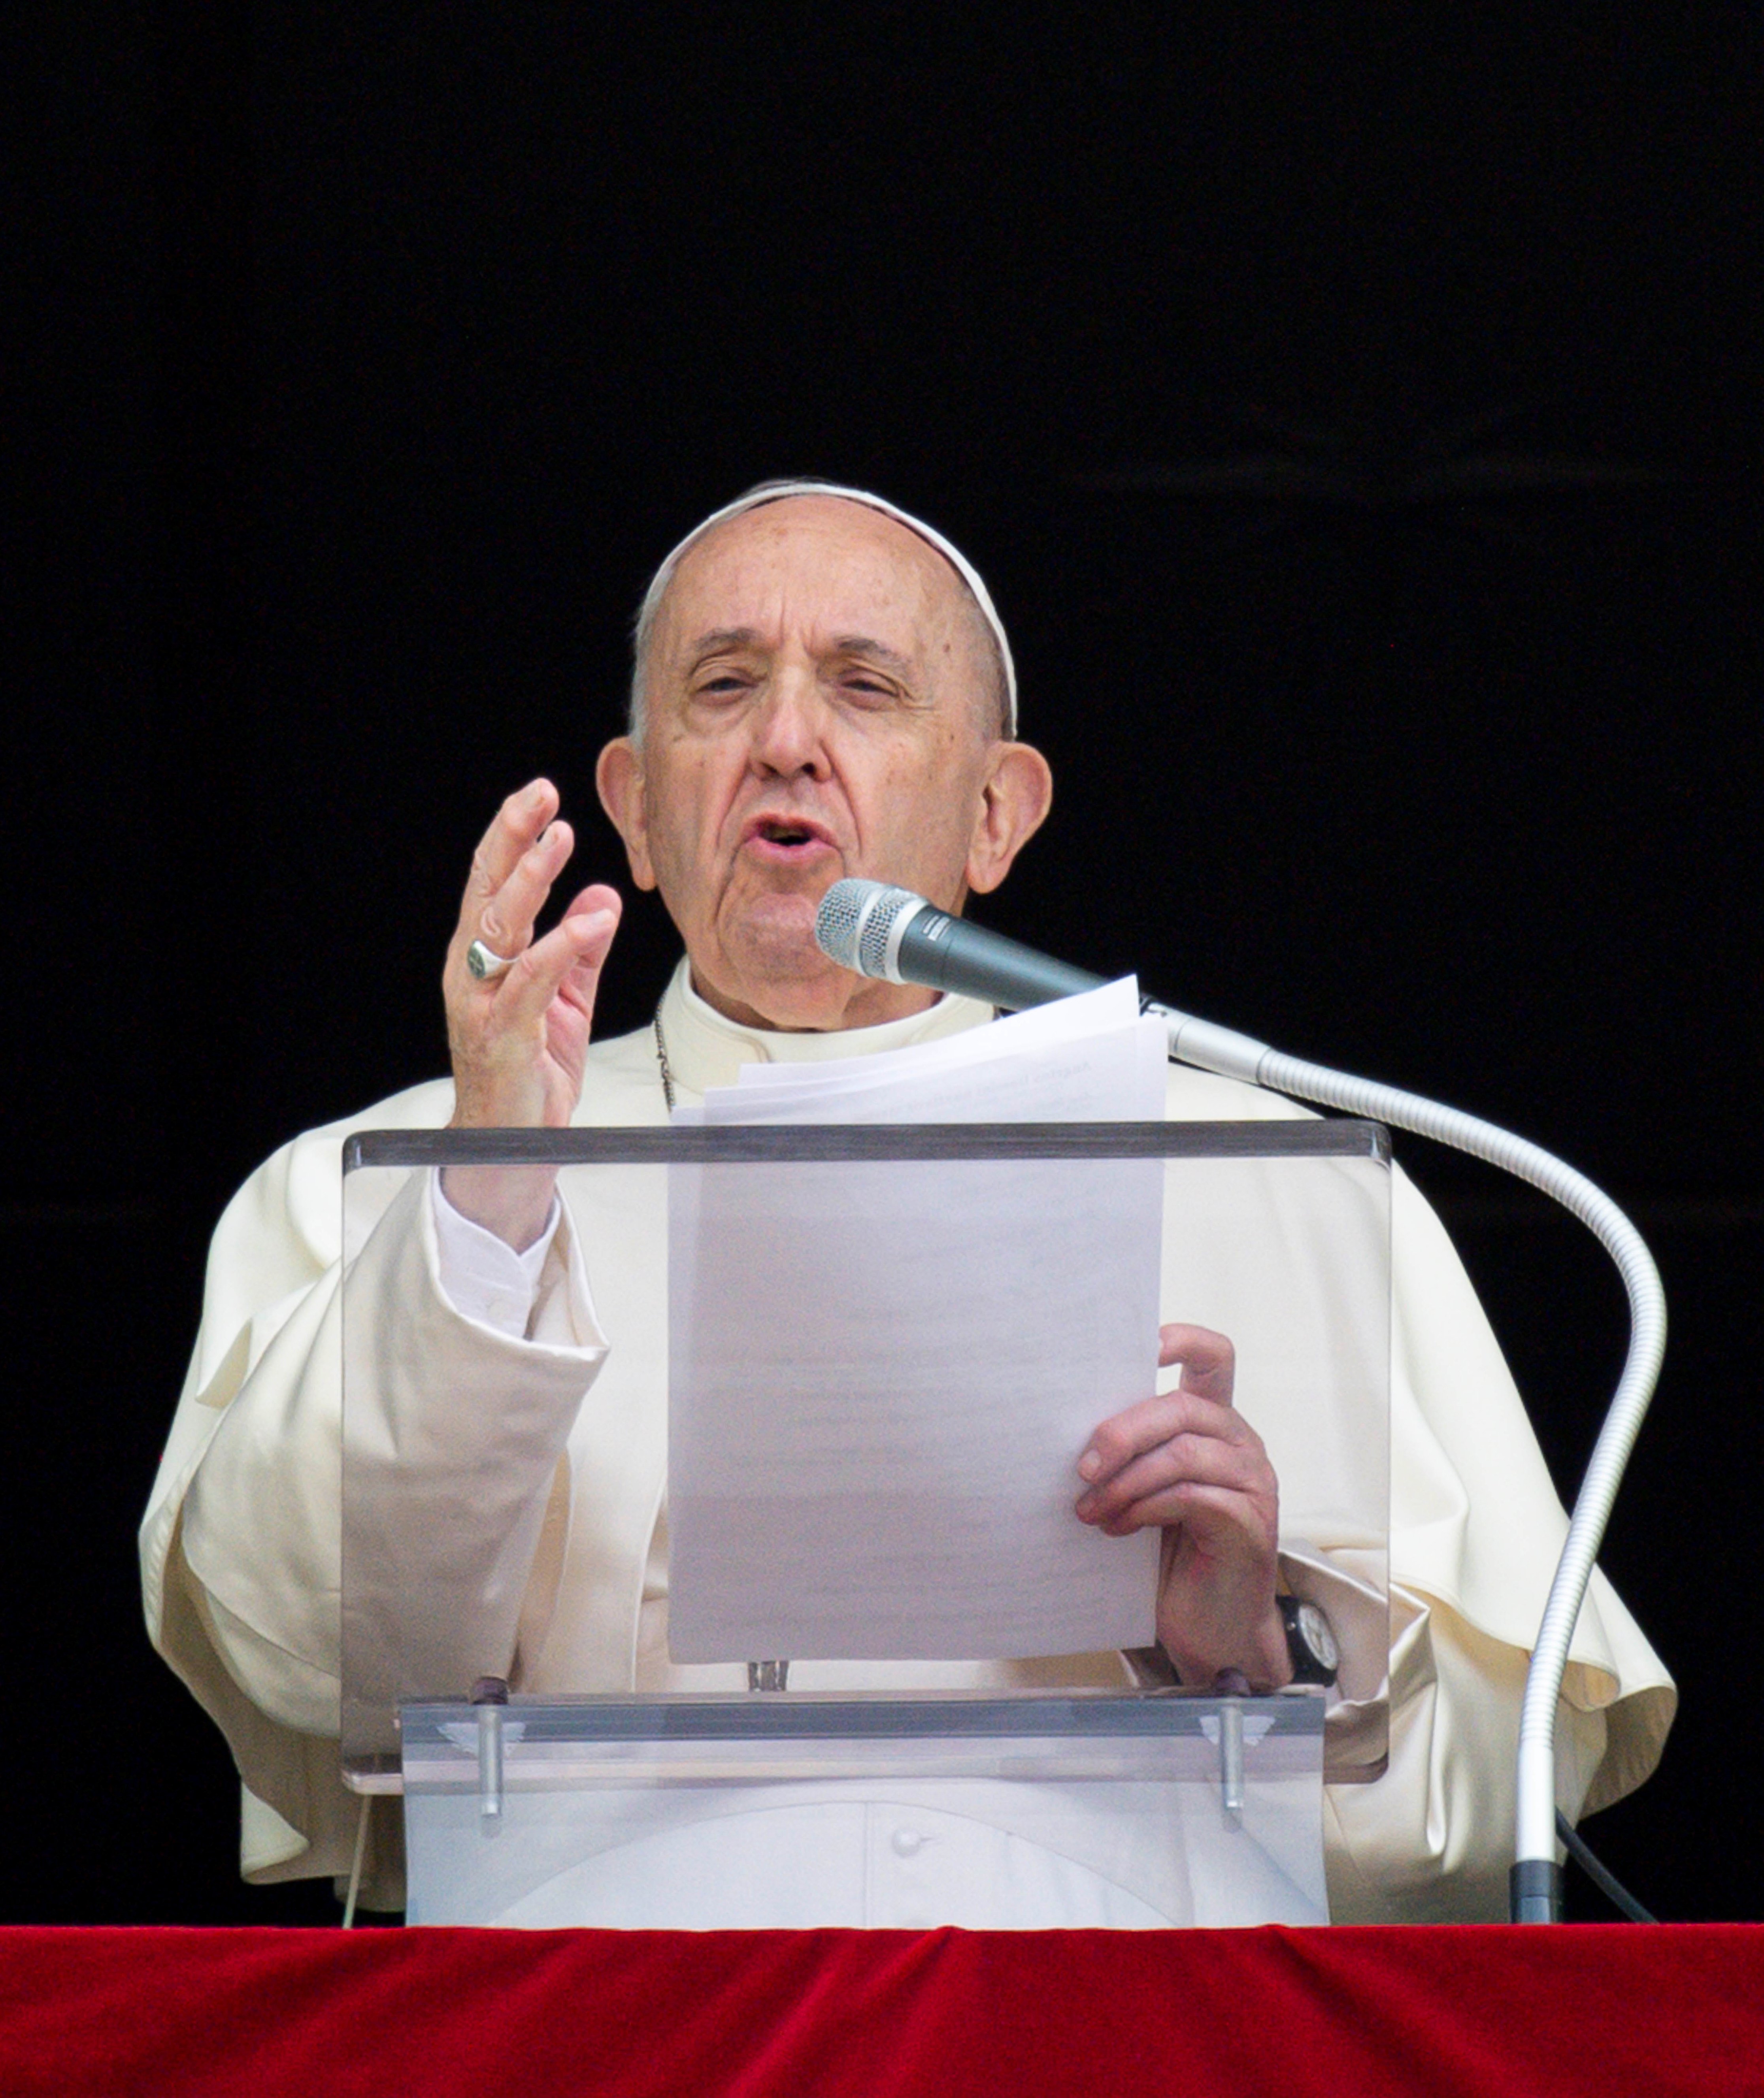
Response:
[1278,1594,1339,1687]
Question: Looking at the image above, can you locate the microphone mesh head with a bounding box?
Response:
[815,879,922,979]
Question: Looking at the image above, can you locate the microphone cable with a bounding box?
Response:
[1556,1808,1656,1923]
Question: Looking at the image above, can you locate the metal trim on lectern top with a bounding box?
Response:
[344,1119,1391,1172]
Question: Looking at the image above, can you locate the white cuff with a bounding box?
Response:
[431,1172,562,1339]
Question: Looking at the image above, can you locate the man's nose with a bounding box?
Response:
[748,670,832,778]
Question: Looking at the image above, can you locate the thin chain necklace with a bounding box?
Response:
[653,1010,677,1113]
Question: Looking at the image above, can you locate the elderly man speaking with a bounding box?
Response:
[143,481,1672,1924]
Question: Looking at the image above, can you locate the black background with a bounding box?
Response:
[9,5,1760,1923]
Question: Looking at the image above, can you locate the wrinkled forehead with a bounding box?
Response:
[657,496,968,657]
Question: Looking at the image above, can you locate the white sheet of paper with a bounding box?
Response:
[667,989,1169,1662]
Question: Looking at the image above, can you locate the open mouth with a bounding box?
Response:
[744,815,834,857]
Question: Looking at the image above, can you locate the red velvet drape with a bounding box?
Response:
[2,1925,1759,2097]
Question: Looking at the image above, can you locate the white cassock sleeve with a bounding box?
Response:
[139,1104,609,1898]
[427,1178,561,1337]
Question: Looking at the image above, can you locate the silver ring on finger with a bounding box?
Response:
[466,938,518,981]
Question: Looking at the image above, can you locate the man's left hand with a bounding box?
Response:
[1075,1323,1292,1690]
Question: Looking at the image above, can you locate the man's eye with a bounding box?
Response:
[695,675,751,696]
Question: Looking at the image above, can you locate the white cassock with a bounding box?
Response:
[141,961,1674,1922]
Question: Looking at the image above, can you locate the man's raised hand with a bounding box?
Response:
[1075,1323,1292,1691]
[441,780,621,1245]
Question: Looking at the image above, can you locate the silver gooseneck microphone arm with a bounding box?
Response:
[1144,1000,1667,1924]
[814,877,1670,1913]
[814,879,1667,1917]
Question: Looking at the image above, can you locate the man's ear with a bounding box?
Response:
[595,738,658,891]
[965,742,1054,896]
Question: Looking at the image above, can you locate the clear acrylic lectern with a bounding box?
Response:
[341,1123,1390,1928]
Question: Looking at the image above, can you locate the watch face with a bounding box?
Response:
[1298,1600,1340,1673]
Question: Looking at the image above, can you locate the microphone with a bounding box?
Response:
[816,876,1272,1078]
[814,878,1104,1011]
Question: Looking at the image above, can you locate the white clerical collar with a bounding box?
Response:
[655,957,994,1100]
